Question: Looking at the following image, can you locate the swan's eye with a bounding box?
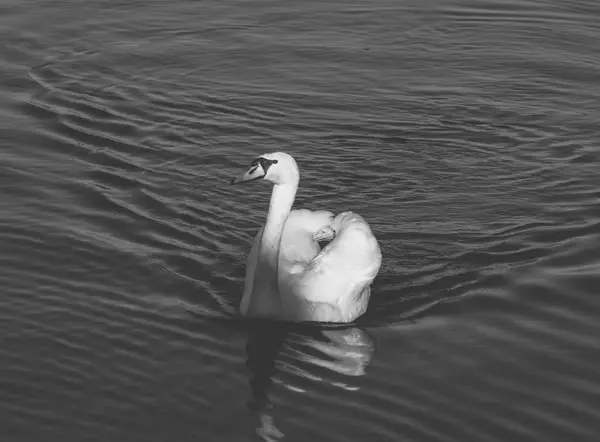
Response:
[272,159,278,164]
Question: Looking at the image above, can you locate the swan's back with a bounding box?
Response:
[279,209,334,269]
[292,212,382,321]
[242,210,380,323]
[241,209,333,314]
[308,212,381,289]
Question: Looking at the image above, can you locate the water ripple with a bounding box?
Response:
[2,0,600,441]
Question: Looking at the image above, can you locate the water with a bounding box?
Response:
[2,0,600,440]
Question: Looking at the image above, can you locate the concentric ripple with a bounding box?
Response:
[2,0,600,441]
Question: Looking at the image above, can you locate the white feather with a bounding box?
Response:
[234,152,382,323]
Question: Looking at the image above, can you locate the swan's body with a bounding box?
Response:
[231,152,382,323]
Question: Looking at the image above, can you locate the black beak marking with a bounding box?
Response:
[231,157,278,185]
[251,157,277,175]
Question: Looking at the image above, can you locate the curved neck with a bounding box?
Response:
[248,182,297,316]
[262,183,297,254]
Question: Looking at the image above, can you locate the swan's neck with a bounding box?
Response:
[262,183,296,256]
[249,183,297,316]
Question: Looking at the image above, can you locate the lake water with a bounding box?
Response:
[2,0,600,440]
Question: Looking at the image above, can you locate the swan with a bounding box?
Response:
[231,152,382,323]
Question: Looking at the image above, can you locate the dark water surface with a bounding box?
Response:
[2,0,600,440]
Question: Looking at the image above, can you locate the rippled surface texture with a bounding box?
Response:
[2,0,600,440]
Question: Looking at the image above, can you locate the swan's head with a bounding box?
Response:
[312,211,367,242]
[230,152,299,186]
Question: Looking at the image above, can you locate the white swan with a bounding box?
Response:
[231,152,382,323]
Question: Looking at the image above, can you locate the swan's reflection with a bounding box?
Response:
[245,322,375,441]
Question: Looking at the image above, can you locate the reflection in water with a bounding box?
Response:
[245,322,375,441]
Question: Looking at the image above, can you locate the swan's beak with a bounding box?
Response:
[230,164,265,185]
[313,226,336,242]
